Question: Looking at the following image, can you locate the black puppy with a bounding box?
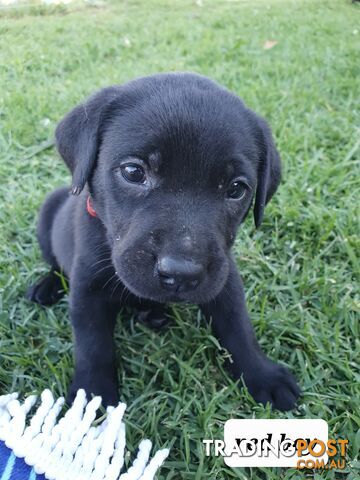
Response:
[27,73,300,411]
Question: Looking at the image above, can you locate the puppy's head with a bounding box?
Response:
[56,73,281,303]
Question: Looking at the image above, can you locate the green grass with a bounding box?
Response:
[0,0,359,478]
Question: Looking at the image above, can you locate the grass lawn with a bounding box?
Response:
[0,0,359,478]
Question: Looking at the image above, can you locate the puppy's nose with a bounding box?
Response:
[157,256,204,292]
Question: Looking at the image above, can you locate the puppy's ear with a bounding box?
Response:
[253,119,281,228]
[55,87,117,195]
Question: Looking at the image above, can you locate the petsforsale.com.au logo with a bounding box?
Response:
[203,419,348,470]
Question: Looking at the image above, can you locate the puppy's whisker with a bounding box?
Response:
[92,241,111,253]
[92,264,114,278]
[111,279,123,299]
[91,257,112,269]
[120,288,131,305]
[102,273,118,291]
[117,282,132,304]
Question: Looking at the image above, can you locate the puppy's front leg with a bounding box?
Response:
[201,260,300,411]
[68,283,120,407]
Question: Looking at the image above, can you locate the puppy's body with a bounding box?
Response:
[28,73,300,410]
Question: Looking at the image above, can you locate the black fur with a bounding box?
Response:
[28,72,300,410]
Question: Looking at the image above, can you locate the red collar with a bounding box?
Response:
[86,196,97,218]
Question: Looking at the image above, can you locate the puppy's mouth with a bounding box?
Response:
[116,273,220,304]
[113,248,229,305]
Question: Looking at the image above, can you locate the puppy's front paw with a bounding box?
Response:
[67,375,119,408]
[244,360,301,411]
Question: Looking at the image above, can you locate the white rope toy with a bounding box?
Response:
[0,389,169,480]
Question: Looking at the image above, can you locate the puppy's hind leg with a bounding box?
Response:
[27,187,69,306]
[26,268,66,306]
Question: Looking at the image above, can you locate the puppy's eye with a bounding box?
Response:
[121,164,146,184]
[226,180,247,200]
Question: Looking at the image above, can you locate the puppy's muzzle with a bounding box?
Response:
[156,256,204,292]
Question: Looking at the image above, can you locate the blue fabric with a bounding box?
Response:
[0,442,46,480]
